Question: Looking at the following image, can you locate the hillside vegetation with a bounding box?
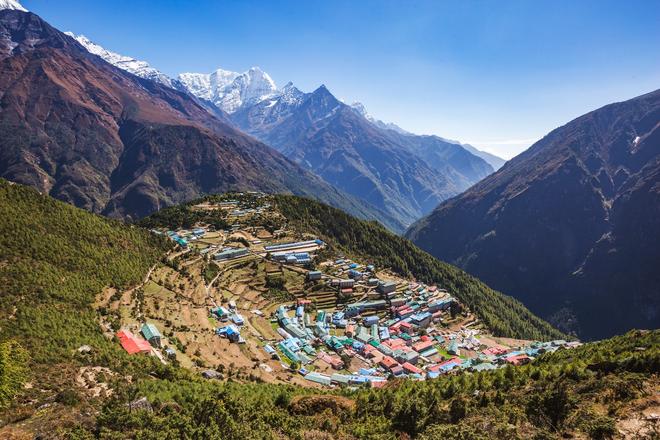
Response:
[0,179,169,433]
[2,183,657,439]
[274,195,566,341]
[78,330,660,439]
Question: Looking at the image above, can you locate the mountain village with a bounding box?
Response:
[101,193,581,388]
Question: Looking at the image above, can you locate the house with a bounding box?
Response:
[278,341,301,363]
[164,347,176,359]
[379,355,399,371]
[117,329,151,355]
[140,323,162,348]
[348,269,363,280]
[264,239,324,253]
[400,350,420,365]
[410,312,432,328]
[331,373,352,385]
[304,372,332,386]
[379,326,390,340]
[470,362,497,372]
[363,316,379,327]
[428,357,462,373]
[264,344,279,359]
[447,340,460,356]
[356,326,372,343]
[202,370,221,379]
[216,325,241,342]
[318,352,344,369]
[402,362,423,375]
[214,247,249,261]
[399,321,413,334]
[211,306,230,321]
[225,325,241,342]
[413,339,435,353]
[505,354,531,366]
[377,281,397,295]
[339,279,355,289]
[307,270,322,281]
[483,345,508,356]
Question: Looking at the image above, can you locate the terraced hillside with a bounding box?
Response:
[273,195,566,342]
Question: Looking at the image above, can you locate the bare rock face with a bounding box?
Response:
[407,89,660,340]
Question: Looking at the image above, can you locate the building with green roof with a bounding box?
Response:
[141,323,162,348]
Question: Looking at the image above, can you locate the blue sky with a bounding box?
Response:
[22,0,660,159]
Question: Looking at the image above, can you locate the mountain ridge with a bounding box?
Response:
[406,88,660,340]
[57,29,502,228]
[0,9,403,230]
[230,82,495,226]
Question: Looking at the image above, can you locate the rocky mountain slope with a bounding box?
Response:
[0,9,400,229]
[461,143,507,170]
[59,28,499,228]
[407,89,660,340]
[230,82,494,226]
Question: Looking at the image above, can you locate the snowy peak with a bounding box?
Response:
[279,82,305,105]
[0,0,27,12]
[65,32,178,89]
[351,101,410,135]
[350,101,369,118]
[178,66,277,113]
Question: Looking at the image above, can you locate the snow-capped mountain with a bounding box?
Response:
[178,67,278,113]
[57,26,505,214]
[350,102,410,135]
[64,32,181,90]
[0,0,26,12]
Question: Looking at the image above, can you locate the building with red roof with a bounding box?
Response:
[402,362,423,375]
[117,329,151,354]
[505,354,530,366]
[379,355,399,371]
[413,339,435,353]
[399,321,413,334]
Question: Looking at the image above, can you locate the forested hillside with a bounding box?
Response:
[0,182,657,439]
[0,179,169,434]
[71,330,660,439]
[274,195,566,341]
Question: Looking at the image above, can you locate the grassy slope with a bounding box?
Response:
[274,194,567,341]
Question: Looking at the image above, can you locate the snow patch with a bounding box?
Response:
[0,0,27,12]
[65,32,178,89]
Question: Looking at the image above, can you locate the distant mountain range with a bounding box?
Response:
[66,32,504,227]
[0,8,400,229]
[407,89,660,340]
